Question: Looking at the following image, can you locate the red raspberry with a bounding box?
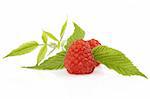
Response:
[88,39,101,49]
[87,39,101,67]
[64,40,96,74]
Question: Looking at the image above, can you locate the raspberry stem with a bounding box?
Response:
[39,44,57,56]
[47,47,56,56]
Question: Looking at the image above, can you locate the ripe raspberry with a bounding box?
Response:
[64,40,96,74]
[87,39,101,67]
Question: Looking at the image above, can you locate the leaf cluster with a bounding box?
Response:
[3,19,147,78]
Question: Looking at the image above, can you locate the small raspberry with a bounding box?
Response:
[87,39,101,67]
[88,39,101,49]
[64,40,96,74]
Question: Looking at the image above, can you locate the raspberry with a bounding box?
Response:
[64,40,96,74]
[88,39,101,49]
[87,39,101,67]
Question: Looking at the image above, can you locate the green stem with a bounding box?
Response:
[39,43,56,56]
[60,36,63,42]
[39,44,52,47]
[57,33,64,49]
[47,47,56,56]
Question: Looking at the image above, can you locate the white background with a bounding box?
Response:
[0,0,150,99]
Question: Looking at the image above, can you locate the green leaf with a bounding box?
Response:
[37,45,47,65]
[60,19,68,38]
[4,41,38,58]
[92,46,147,78]
[57,41,60,49]
[65,22,85,50]
[23,51,66,70]
[61,40,66,51]
[48,42,57,48]
[42,31,48,43]
[44,31,59,41]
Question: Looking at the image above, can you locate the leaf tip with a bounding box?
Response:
[21,66,30,69]
[21,66,35,69]
[3,55,9,59]
[142,74,148,79]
